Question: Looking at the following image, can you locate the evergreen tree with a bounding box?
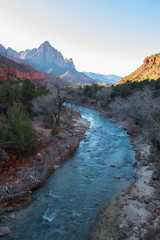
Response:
[1,103,38,156]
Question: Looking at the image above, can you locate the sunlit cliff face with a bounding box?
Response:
[117,53,160,85]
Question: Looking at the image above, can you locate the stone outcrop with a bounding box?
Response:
[117,52,160,84]
[0,227,11,237]
[117,116,142,135]
[144,55,160,65]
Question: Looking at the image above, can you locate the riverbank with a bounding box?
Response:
[118,132,160,239]
[0,115,90,214]
[90,108,160,239]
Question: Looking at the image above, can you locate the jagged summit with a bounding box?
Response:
[39,41,56,51]
[41,40,51,47]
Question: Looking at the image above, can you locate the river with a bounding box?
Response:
[5,106,135,240]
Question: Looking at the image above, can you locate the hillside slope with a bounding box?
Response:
[118,53,160,85]
[0,55,46,83]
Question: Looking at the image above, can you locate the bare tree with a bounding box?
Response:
[95,86,113,102]
[48,79,75,125]
[33,77,75,126]
[110,86,160,125]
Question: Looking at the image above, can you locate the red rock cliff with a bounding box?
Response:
[117,53,160,85]
[0,55,46,82]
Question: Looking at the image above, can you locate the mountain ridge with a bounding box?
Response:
[83,72,122,85]
[0,42,93,85]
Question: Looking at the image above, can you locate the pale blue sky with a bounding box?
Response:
[0,0,160,76]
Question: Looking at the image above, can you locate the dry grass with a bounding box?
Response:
[123,182,136,196]
[90,200,122,240]
[135,151,141,161]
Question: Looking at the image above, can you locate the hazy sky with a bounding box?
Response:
[1,0,160,76]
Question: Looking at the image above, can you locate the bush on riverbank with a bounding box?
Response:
[0,103,38,161]
[0,79,48,164]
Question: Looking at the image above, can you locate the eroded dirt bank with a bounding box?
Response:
[0,116,90,213]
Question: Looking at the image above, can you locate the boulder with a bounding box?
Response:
[10,213,16,220]
[147,203,156,212]
[127,124,142,134]
[117,120,142,134]
[0,227,11,237]
[126,116,136,125]
[122,225,133,237]
[152,171,160,180]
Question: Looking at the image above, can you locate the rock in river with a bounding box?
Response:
[0,227,11,237]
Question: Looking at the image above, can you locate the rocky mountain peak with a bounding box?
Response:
[41,41,52,48]
[0,44,6,53]
[65,58,75,70]
[39,41,53,52]
[6,47,19,61]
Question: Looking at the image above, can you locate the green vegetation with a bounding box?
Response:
[0,148,9,165]
[51,125,59,136]
[0,103,38,161]
[0,83,20,112]
[0,78,48,115]
[153,112,160,125]
[111,78,160,98]
[0,79,48,164]
[82,84,103,99]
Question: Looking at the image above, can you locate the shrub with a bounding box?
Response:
[21,79,36,104]
[153,112,160,125]
[150,134,160,151]
[42,112,55,129]
[83,84,104,99]
[51,125,59,136]
[111,81,130,98]
[0,148,9,165]
[34,87,49,98]
[1,103,38,155]
[0,84,20,112]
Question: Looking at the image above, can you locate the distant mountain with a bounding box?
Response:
[0,44,21,62]
[117,53,160,85]
[83,72,122,85]
[19,41,76,75]
[0,55,45,83]
[0,42,93,85]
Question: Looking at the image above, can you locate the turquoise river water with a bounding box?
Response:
[4,106,135,240]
